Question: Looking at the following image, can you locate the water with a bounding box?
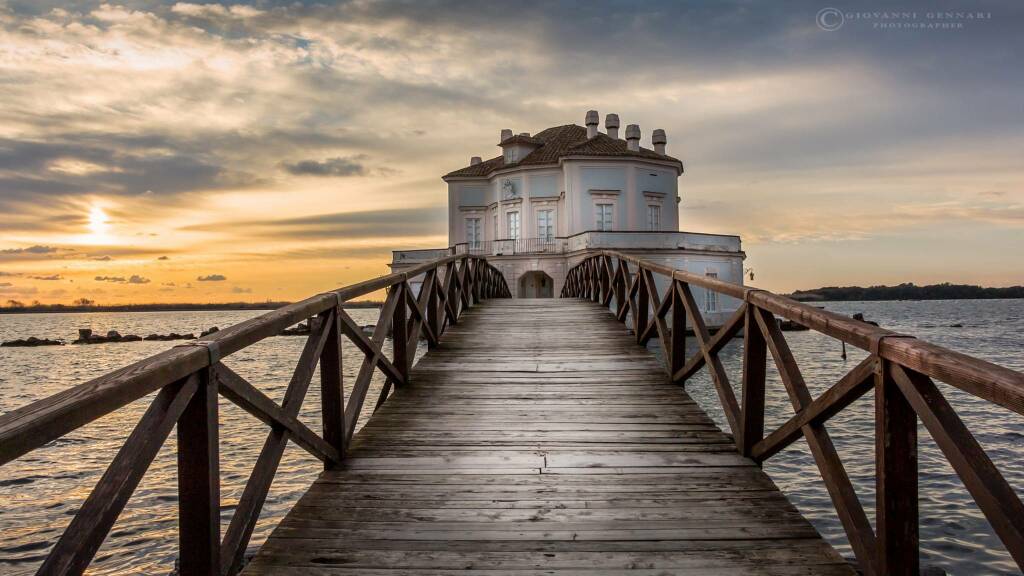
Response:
[0,300,1022,575]
[679,299,1024,576]
[0,308,395,575]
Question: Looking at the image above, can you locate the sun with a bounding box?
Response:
[89,206,109,235]
[83,205,112,244]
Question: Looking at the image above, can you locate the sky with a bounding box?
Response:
[0,0,1021,304]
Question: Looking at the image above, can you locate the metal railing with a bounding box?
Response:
[453,237,567,256]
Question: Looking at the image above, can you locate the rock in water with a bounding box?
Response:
[1,337,64,347]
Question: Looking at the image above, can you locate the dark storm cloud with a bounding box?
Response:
[197,274,227,281]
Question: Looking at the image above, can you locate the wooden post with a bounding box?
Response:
[393,283,410,382]
[427,268,440,349]
[739,305,767,457]
[615,260,626,319]
[669,280,687,383]
[177,367,220,576]
[320,307,345,462]
[635,265,649,345]
[876,357,919,575]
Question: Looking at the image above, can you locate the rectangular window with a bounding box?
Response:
[704,271,719,313]
[537,209,554,241]
[466,218,481,247]
[493,212,499,239]
[595,203,613,231]
[647,205,661,231]
[507,211,521,240]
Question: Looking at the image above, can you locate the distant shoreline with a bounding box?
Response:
[0,301,383,314]
[789,283,1024,302]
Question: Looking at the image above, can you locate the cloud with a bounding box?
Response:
[231,286,252,293]
[281,155,395,177]
[0,285,38,295]
[157,255,169,260]
[0,1,1021,297]
[197,274,227,281]
[0,282,11,287]
[28,274,62,280]
[186,207,447,241]
[91,255,113,261]
[0,245,59,255]
[94,274,150,284]
[171,3,264,20]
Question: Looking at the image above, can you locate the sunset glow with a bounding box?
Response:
[0,2,1020,305]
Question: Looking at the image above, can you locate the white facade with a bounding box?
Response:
[447,160,682,246]
[391,111,746,327]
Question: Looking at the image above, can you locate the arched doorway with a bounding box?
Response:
[518,271,554,298]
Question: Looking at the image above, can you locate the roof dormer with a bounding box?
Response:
[499,130,543,164]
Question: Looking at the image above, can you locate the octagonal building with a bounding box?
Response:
[391,110,746,327]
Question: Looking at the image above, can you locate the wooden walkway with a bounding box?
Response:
[243,299,854,575]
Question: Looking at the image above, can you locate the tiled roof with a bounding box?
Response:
[444,124,682,179]
[499,134,544,146]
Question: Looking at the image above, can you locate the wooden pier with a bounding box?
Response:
[243,299,852,574]
[2,251,1023,575]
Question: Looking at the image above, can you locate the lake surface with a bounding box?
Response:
[0,300,1022,575]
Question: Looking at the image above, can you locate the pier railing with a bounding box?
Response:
[0,254,509,576]
[562,249,1024,576]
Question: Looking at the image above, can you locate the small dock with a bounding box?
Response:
[243,299,852,574]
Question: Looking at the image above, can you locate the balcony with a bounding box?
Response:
[453,237,568,256]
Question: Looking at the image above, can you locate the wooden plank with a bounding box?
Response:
[320,307,346,460]
[739,304,766,456]
[890,364,1024,570]
[214,364,339,464]
[178,368,220,576]
[219,312,335,574]
[677,283,741,435]
[752,357,875,462]
[242,298,852,575]
[875,358,919,575]
[753,306,877,576]
[38,375,199,575]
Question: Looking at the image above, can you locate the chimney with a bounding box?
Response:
[605,113,620,139]
[470,156,481,165]
[500,128,513,142]
[625,124,640,151]
[652,129,666,154]
[585,110,599,139]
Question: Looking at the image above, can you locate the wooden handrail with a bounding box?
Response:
[0,253,511,576]
[600,249,1024,417]
[562,249,1024,575]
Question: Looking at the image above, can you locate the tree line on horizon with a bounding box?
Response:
[789,282,1024,302]
[1,299,384,313]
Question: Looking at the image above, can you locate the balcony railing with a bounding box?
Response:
[453,237,568,256]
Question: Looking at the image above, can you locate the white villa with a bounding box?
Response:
[390,111,746,327]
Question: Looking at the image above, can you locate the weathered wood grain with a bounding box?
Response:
[243,299,852,575]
